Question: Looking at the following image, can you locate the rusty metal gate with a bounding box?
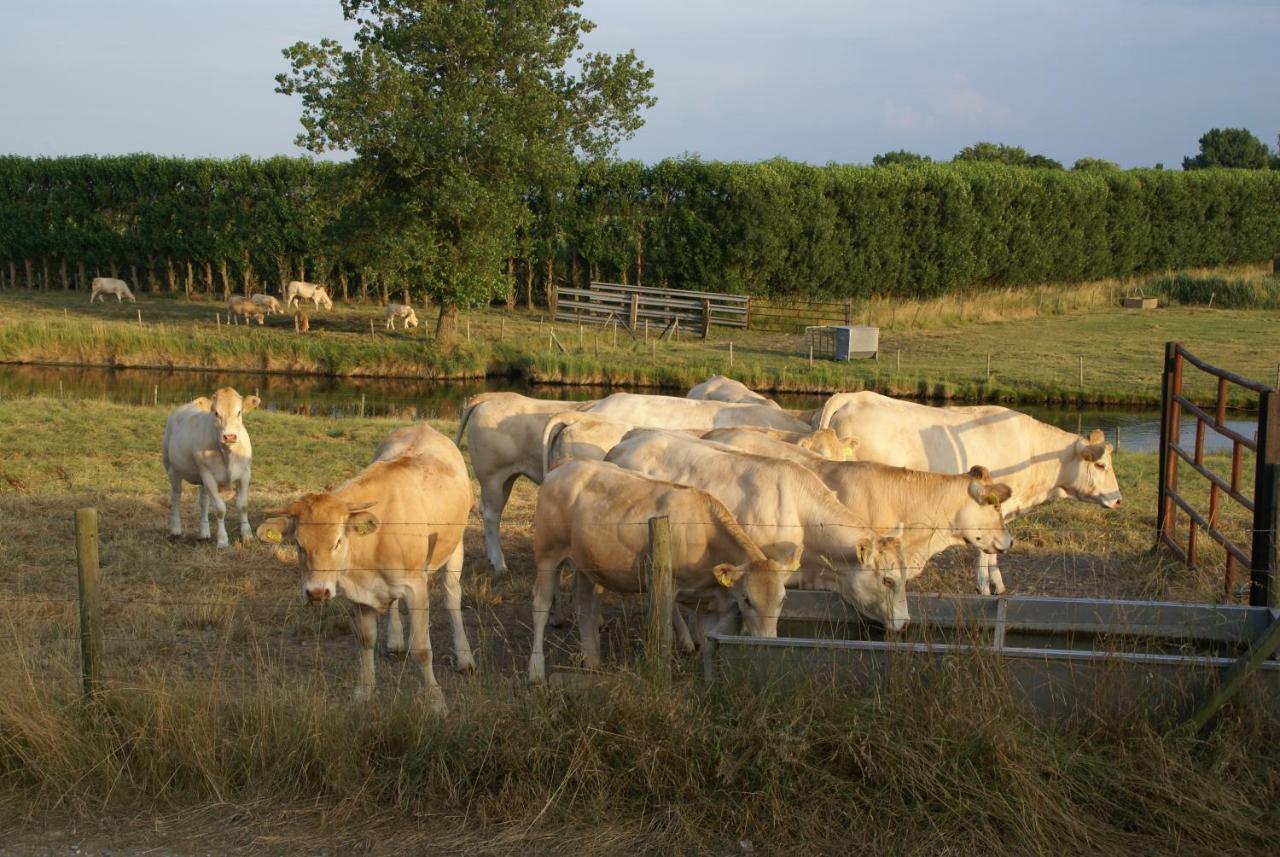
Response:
[1157,342,1280,607]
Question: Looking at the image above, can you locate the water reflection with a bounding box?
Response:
[0,363,1258,454]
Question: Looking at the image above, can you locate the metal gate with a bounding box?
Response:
[1156,342,1280,607]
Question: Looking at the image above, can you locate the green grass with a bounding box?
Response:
[2,263,1278,407]
[1152,271,1280,309]
[0,396,1272,853]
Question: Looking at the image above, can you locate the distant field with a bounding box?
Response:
[1,265,1277,406]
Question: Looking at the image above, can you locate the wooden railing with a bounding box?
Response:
[551,282,748,333]
[1156,343,1279,607]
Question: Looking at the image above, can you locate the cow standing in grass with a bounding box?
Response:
[256,423,474,711]
[285,281,334,310]
[162,388,260,548]
[227,295,267,325]
[89,277,135,303]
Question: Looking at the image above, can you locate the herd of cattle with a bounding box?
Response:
[160,376,1122,711]
[88,276,419,331]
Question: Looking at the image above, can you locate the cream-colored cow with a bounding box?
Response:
[384,303,419,330]
[686,375,780,408]
[817,391,1121,594]
[285,281,333,310]
[606,429,912,630]
[162,388,259,548]
[89,277,135,303]
[584,392,811,432]
[529,459,800,682]
[227,295,266,325]
[700,426,857,461]
[256,423,474,712]
[250,294,284,315]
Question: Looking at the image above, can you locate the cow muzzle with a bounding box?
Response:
[222,433,238,445]
[305,585,333,603]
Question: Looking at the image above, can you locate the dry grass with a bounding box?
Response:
[0,396,1276,854]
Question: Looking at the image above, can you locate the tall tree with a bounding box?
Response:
[954,142,1062,169]
[872,150,931,167]
[276,0,655,339]
[1182,128,1270,170]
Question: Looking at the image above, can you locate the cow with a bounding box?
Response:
[255,423,474,712]
[606,429,912,630]
[385,303,419,330]
[688,428,1014,584]
[162,388,260,548]
[700,426,857,461]
[583,392,812,432]
[227,295,267,325]
[454,392,595,573]
[89,277,135,303]
[285,281,334,310]
[686,375,780,408]
[250,294,284,315]
[816,391,1121,595]
[529,459,802,683]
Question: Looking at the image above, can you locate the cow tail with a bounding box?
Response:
[541,412,578,477]
[817,392,855,431]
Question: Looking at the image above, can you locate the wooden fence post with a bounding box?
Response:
[644,516,673,681]
[75,507,104,698]
[1190,613,1280,731]
[1250,389,1280,607]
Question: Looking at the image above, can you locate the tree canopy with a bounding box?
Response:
[954,142,1063,169]
[1072,157,1120,172]
[276,0,655,338]
[1182,128,1271,170]
[872,150,932,167]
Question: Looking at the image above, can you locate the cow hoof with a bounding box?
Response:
[992,581,1007,596]
[456,652,477,675]
[384,648,408,661]
[424,687,448,715]
[528,654,546,685]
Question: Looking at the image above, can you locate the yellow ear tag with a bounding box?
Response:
[714,567,735,588]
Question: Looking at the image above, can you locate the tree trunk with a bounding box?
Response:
[379,277,389,305]
[8,261,15,290]
[218,260,231,300]
[109,258,119,279]
[185,260,194,297]
[505,257,515,309]
[545,258,554,309]
[435,302,459,341]
[146,258,158,293]
[203,261,213,295]
[242,250,252,297]
[636,231,644,288]
[620,267,628,285]
[570,250,579,290]
[338,271,349,302]
[41,256,50,290]
[165,258,175,293]
[129,264,140,295]
[77,260,86,291]
[401,287,409,306]
[60,257,68,290]
[359,272,369,304]
[524,260,534,309]
[24,259,33,289]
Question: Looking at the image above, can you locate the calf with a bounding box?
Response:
[162,388,259,547]
[256,423,474,711]
[529,460,800,682]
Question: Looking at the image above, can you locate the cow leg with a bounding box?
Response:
[199,471,229,548]
[575,570,604,670]
[385,598,406,654]
[234,474,252,542]
[353,603,378,701]
[975,550,993,596]
[197,485,212,540]
[528,556,560,684]
[988,556,1007,596]
[479,472,518,573]
[407,580,446,714]
[167,471,184,536]
[441,541,476,674]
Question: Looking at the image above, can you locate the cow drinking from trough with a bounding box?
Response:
[256,423,474,711]
[162,388,260,548]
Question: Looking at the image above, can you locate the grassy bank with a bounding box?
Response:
[1,396,1271,853]
[1,263,1277,406]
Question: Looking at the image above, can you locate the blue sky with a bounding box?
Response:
[1,0,1276,167]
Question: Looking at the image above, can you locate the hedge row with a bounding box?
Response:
[2,155,1278,301]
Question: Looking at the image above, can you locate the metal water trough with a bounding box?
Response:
[703,592,1280,724]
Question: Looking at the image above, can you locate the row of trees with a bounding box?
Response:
[4,154,1279,308]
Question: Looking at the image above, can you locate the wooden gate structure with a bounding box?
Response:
[1157,342,1280,607]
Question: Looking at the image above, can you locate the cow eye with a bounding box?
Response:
[882,577,897,589]
[1095,463,1106,470]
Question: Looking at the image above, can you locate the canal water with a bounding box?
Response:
[0,362,1258,454]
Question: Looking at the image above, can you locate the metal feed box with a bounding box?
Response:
[805,325,879,360]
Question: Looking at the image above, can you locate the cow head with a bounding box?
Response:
[713,543,802,637]
[958,466,1015,554]
[256,497,379,603]
[799,429,859,461]
[405,309,419,328]
[836,524,910,632]
[209,387,259,448]
[1062,429,1121,509]
[317,288,334,310]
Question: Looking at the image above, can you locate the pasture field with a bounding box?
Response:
[1,263,1278,407]
[1,396,1276,855]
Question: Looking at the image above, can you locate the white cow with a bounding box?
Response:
[385,303,419,330]
[584,392,811,432]
[256,423,473,711]
[250,294,284,314]
[606,429,912,630]
[285,281,334,310]
[529,459,801,682]
[817,391,1122,594]
[686,375,780,408]
[89,277,135,303]
[162,388,260,548]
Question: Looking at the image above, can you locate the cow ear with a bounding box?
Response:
[347,511,380,537]
[256,516,293,545]
[714,563,745,588]
[878,522,905,550]
[968,465,992,482]
[1087,428,1105,444]
[1076,439,1107,462]
[191,396,213,412]
[855,539,874,566]
[243,395,261,413]
[842,437,860,460]
[983,483,1014,505]
[762,542,803,572]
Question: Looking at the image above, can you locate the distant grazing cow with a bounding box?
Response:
[250,294,283,314]
[817,391,1121,594]
[89,277,135,303]
[285,281,333,310]
[227,295,266,325]
[162,388,259,548]
[385,303,419,330]
[295,309,309,333]
[529,460,800,683]
[256,424,474,710]
[686,375,780,408]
